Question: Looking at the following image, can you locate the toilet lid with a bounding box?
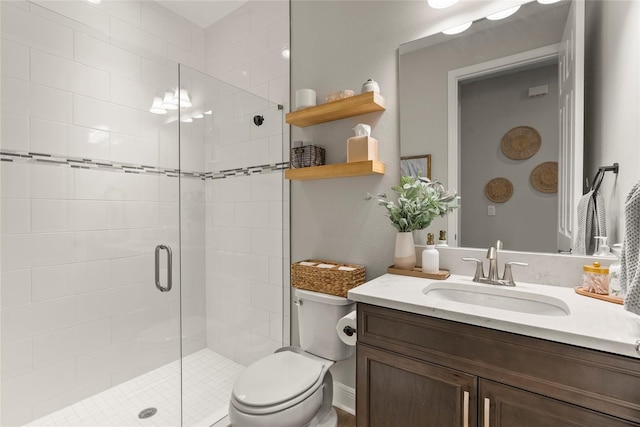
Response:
[232,351,326,407]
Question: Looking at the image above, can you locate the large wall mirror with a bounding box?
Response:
[399,0,638,255]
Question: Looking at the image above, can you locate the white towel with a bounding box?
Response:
[574,190,607,255]
[621,181,640,315]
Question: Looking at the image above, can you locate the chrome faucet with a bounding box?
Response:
[462,240,528,286]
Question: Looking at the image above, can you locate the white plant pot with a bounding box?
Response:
[394,231,416,270]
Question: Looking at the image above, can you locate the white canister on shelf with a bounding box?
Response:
[295,88,316,110]
[421,233,439,274]
[361,79,380,94]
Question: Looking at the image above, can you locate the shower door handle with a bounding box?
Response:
[155,244,173,292]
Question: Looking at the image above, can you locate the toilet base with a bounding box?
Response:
[312,407,337,427]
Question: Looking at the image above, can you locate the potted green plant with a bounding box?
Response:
[367,176,459,269]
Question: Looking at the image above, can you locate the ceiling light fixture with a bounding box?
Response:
[84,0,102,4]
[487,5,521,20]
[537,0,562,4]
[176,88,192,108]
[442,21,472,35]
[161,91,178,110]
[204,110,212,115]
[427,0,459,9]
[281,48,290,59]
[149,97,167,115]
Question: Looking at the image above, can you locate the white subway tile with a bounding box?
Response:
[235,253,269,283]
[251,281,282,314]
[251,172,283,201]
[1,76,30,116]
[74,95,141,136]
[75,168,141,201]
[31,199,70,232]
[269,200,284,230]
[268,17,289,51]
[32,327,77,369]
[268,74,290,107]
[269,255,284,287]
[102,0,140,27]
[269,312,283,342]
[69,200,109,231]
[251,228,282,257]
[1,39,29,80]
[220,65,252,91]
[1,269,31,308]
[31,296,76,337]
[111,304,167,344]
[219,11,251,48]
[219,227,251,253]
[110,17,167,60]
[70,126,111,162]
[1,302,33,343]
[1,232,75,270]
[140,58,177,93]
[1,162,29,200]
[32,261,111,302]
[75,340,138,386]
[30,165,74,199]
[110,133,157,165]
[75,284,143,324]
[234,139,270,168]
[140,2,191,52]
[168,44,205,72]
[74,229,142,262]
[30,118,70,156]
[250,332,280,361]
[1,198,31,234]
[110,254,153,287]
[1,359,75,410]
[31,49,110,101]
[251,49,288,88]
[235,201,269,228]
[31,0,110,34]
[0,338,32,379]
[251,1,288,31]
[110,74,159,111]
[1,113,30,152]
[1,3,74,59]
[30,83,73,124]
[74,32,141,81]
[234,27,269,69]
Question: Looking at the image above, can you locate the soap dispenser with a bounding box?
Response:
[608,244,624,298]
[436,230,448,247]
[422,233,439,274]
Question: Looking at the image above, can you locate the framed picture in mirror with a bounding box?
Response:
[400,154,431,179]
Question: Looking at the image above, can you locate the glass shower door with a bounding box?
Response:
[178,64,287,426]
[0,1,184,425]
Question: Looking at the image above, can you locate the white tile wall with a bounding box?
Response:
[1,0,288,424]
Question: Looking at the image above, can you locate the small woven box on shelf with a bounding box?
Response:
[291,259,366,298]
[291,145,325,168]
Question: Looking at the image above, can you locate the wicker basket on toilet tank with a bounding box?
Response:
[291,259,366,297]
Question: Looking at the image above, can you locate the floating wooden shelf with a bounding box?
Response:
[286,92,386,127]
[285,160,385,181]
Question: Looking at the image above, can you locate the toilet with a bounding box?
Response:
[228,288,356,427]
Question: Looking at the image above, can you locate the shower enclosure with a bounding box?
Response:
[1,1,288,426]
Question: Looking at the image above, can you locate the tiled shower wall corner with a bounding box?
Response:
[0,0,290,425]
[202,0,291,367]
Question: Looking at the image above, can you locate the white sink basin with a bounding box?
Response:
[422,282,571,317]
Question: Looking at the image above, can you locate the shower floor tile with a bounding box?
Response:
[24,349,245,427]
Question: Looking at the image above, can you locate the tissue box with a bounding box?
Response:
[347,136,378,163]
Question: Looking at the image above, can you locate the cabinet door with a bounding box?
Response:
[357,343,476,427]
[480,379,640,427]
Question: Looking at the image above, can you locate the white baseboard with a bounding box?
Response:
[332,381,355,415]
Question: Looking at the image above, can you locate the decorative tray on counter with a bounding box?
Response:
[574,287,623,305]
[387,266,450,280]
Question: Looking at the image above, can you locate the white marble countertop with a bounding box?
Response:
[348,273,640,359]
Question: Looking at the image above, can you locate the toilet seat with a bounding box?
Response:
[231,350,331,415]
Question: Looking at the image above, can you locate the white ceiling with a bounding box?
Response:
[157,0,248,29]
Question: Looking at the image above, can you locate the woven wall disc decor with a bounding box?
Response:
[485,177,514,203]
[530,161,558,193]
[501,126,541,160]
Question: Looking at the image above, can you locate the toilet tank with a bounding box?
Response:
[295,288,356,361]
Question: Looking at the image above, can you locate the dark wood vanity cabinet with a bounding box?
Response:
[356,304,640,427]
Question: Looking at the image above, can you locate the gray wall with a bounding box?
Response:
[289,0,526,391]
[460,65,559,253]
[585,0,640,245]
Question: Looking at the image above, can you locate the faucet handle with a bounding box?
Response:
[496,240,503,250]
[462,257,484,282]
[502,261,529,286]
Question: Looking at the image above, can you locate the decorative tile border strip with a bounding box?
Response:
[0,150,290,180]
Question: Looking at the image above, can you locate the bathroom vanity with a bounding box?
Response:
[349,274,640,426]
